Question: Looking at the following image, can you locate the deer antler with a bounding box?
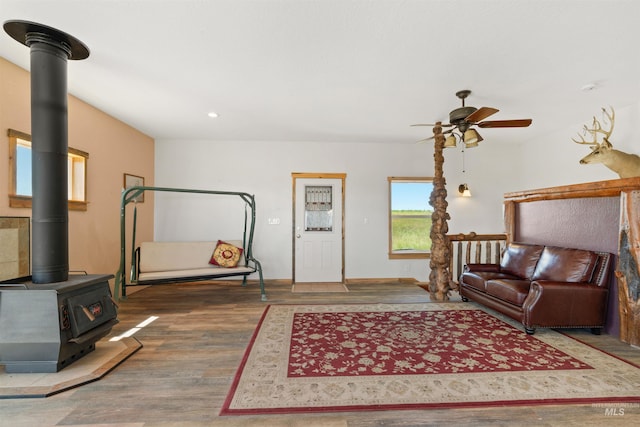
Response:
[573,106,615,146]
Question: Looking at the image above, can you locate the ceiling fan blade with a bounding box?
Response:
[416,129,455,144]
[477,119,532,128]
[416,136,435,143]
[415,128,453,143]
[465,107,499,123]
[411,123,454,127]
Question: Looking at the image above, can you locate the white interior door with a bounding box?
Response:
[294,177,343,283]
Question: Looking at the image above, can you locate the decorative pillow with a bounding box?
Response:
[209,240,243,268]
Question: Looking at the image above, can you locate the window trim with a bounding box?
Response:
[388,176,433,260]
[8,128,88,211]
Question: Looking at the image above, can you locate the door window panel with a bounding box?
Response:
[304,185,333,231]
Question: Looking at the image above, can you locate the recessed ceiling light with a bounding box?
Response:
[207,112,219,118]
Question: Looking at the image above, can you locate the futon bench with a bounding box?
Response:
[131,240,265,301]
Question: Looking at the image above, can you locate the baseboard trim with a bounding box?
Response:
[221,278,421,286]
[345,277,420,285]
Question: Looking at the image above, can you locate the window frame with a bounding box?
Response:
[8,129,88,211]
[388,176,434,259]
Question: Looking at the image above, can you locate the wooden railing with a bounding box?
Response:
[447,232,508,288]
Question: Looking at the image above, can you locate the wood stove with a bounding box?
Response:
[0,21,118,373]
[0,275,118,373]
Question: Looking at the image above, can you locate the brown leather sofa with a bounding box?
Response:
[459,242,612,334]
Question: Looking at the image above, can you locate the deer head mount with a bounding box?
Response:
[573,107,640,178]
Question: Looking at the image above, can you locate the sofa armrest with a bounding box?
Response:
[465,263,501,273]
[523,280,609,328]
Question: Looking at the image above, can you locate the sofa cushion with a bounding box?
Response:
[461,271,520,292]
[531,246,598,283]
[139,240,245,273]
[485,279,532,306]
[500,243,544,280]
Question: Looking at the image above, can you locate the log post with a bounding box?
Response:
[503,200,516,244]
[617,190,640,345]
[428,122,452,301]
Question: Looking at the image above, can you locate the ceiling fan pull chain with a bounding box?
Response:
[462,145,466,173]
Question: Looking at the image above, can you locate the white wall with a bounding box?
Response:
[154,139,504,282]
[154,101,640,282]
[443,139,523,234]
[519,103,640,189]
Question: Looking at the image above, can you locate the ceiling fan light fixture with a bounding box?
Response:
[444,133,458,148]
[463,129,482,147]
[464,140,478,148]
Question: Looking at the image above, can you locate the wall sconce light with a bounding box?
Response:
[458,183,472,197]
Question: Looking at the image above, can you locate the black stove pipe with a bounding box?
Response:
[4,21,89,284]
[29,33,70,284]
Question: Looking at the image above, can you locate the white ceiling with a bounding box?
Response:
[1,0,639,144]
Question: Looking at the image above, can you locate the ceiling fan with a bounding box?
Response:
[412,90,532,147]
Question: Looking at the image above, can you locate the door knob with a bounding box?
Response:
[296,234,301,238]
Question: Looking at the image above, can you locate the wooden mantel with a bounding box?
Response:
[503,177,640,346]
[504,177,640,203]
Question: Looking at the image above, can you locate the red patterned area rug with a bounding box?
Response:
[220,303,640,415]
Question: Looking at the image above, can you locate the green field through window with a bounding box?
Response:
[391,210,432,251]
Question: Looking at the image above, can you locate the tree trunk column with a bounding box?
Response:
[428,123,452,301]
[617,190,640,345]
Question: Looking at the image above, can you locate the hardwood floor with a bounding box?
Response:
[1,280,639,426]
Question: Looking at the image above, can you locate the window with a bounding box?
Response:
[8,129,88,211]
[388,177,434,259]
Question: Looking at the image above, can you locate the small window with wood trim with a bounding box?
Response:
[388,177,433,259]
[8,129,88,211]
